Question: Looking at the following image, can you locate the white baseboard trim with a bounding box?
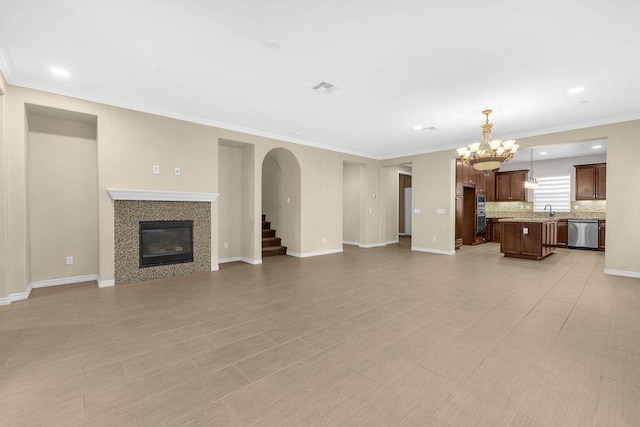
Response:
[98,279,115,288]
[604,269,640,279]
[359,243,386,248]
[31,274,99,289]
[411,246,456,256]
[287,248,343,258]
[342,241,360,246]
[241,257,262,265]
[211,264,219,271]
[218,257,242,264]
[0,282,33,306]
[386,239,399,245]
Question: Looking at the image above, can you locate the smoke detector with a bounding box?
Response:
[311,81,338,94]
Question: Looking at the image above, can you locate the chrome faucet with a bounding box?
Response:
[544,204,555,217]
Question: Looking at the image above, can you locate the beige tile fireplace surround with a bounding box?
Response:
[109,190,218,285]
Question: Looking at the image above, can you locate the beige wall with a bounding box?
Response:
[342,163,361,243]
[28,130,98,282]
[218,145,242,261]
[0,72,7,300]
[512,121,640,276]
[2,75,638,303]
[387,120,640,274]
[4,85,220,295]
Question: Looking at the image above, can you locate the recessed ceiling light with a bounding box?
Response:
[264,39,280,49]
[291,131,301,136]
[539,151,548,155]
[50,67,70,78]
[568,86,584,94]
[157,67,168,73]
[592,145,602,149]
[413,125,438,132]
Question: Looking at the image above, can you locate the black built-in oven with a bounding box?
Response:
[476,194,486,234]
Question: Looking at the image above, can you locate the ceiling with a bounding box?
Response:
[511,139,607,163]
[1,1,639,159]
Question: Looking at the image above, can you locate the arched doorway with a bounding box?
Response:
[261,148,301,256]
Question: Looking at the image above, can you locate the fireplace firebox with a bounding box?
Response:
[139,220,194,267]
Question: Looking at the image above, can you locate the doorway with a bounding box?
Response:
[399,171,412,236]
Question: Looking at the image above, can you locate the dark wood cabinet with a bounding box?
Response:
[455,159,464,196]
[490,218,501,243]
[596,164,606,200]
[462,162,476,186]
[475,170,495,198]
[598,220,606,251]
[455,160,492,247]
[575,163,606,200]
[557,219,568,248]
[500,220,557,260]
[495,170,528,201]
[484,171,496,201]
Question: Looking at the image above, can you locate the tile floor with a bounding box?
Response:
[1,241,639,426]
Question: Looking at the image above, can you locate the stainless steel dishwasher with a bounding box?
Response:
[568,219,599,249]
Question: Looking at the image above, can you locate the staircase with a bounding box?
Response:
[262,214,287,257]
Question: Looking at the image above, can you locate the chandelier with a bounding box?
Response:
[456,109,519,171]
[524,149,538,189]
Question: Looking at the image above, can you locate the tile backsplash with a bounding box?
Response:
[486,200,606,219]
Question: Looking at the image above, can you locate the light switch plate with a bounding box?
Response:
[523,227,529,234]
[414,208,421,214]
[436,208,445,214]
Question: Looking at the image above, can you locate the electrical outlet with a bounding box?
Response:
[432,236,437,242]
[174,167,181,175]
[223,243,229,249]
[322,237,327,243]
[66,256,73,265]
[152,165,160,174]
[523,227,529,235]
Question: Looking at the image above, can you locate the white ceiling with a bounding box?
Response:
[1,1,639,159]
[511,139,607,163]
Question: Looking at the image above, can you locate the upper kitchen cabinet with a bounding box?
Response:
[575,163,606,200]
[479,170,496,201]
[495,170,528,201]
[462,161,477,186]
[455,159,463,196]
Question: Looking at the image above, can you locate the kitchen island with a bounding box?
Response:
[499,218,558,260]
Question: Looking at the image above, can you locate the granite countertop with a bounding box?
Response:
[498,217,559,223]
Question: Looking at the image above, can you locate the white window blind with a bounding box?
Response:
[534,175,571,212]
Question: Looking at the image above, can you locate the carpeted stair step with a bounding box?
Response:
[262,246,287,257]
[262,237,282,248]
[262,229,276,238]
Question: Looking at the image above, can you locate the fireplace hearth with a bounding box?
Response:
[139,220,194,267]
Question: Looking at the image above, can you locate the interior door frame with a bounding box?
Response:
[398,170,413,236]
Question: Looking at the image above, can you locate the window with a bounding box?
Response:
[534,175,571,212]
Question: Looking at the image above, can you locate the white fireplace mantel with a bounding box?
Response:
[107,189,219,202]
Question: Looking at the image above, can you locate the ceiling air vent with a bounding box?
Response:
[311,81,338,94]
